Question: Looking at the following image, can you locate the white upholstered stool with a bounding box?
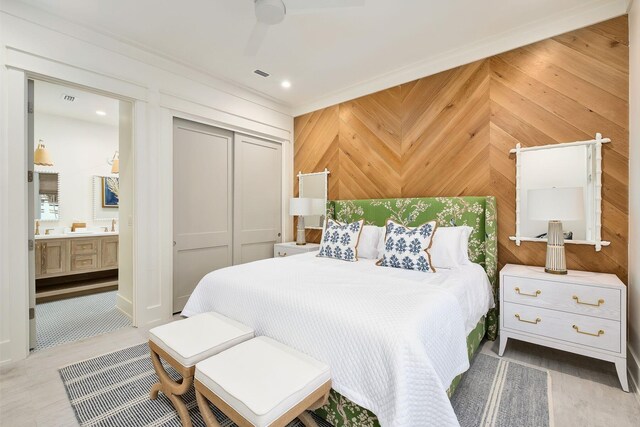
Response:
[148,312,254,427]
[195,336,331,427]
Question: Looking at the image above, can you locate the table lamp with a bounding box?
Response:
[290,197,312,245]
[528,187,584,275]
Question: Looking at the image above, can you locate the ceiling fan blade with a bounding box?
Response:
[244,22,269,56]
[285,0,365,15]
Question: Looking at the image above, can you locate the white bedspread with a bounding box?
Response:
[182,253,494,427]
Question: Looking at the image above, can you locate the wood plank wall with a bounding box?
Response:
[294,16,629,281]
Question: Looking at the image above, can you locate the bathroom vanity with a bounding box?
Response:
[35,232,119,279]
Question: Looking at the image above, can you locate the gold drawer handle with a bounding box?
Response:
[277,252,287,257]
[515,314,541,324]
[572,296,604,307]
[515,287,541,297]
[573,325,604,337]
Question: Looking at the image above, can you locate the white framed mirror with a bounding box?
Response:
[34,171,60,222]
[510,133,610,251]
[298,169,329,230]
[93,175,119,221]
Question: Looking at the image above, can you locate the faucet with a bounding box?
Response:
[111,218,117,232]
[35,220,40,236]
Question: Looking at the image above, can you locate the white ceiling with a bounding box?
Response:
[34,80,119,126]
[20,0,628,114]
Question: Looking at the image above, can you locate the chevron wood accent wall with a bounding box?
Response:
[294,16,629,281]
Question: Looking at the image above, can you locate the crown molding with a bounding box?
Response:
[291,0,629,116]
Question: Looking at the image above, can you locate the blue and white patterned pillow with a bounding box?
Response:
[317,218,364,262]
[376,219,437,272]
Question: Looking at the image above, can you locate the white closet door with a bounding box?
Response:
[233,134,282,265]
[173,119,233,313]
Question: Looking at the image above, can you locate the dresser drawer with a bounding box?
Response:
[503,302,621,353]
[70,238,99,255]
[503,275,621,321]
[70,254,99,271]
[273,244,315,257]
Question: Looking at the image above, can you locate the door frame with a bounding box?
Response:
[3,69,138,361]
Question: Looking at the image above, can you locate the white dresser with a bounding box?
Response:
[499,264,628,391]
[273,242,320,258]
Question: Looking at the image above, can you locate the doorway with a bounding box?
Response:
[28,79,135,351]
[172,118,282,313]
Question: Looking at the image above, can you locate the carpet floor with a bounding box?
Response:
[35,290,131,351]
[60,342,552,427]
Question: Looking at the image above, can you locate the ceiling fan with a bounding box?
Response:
[245,0,365,56]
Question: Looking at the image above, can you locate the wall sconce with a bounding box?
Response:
[108,150,119,174]
[34,139,53,166]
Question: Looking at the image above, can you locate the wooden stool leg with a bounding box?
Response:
[298,389,330,427]
[195,388,222,427]
[149,343,195,427]
[169,393,193,427]
[298,411,319,427]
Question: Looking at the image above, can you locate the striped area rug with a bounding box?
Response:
[59,343,330,427]
[60,343,551,426]
[451,353,553,427]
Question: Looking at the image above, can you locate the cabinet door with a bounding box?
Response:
[41,240,67,276]
[35,242,43,277]
[101,236,119,269]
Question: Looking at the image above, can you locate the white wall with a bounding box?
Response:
[34,113,119,229]
[628,0,640,398]
[0,0,294,363]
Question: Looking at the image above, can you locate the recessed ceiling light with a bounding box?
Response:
[96,110,107,116]
[281,80,291,89]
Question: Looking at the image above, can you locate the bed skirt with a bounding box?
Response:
[313,316,487,427]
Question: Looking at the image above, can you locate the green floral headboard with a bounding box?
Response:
[328,196,498,340]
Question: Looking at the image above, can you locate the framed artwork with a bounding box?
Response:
[102,176,119,208]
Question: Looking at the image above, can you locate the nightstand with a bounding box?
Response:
[273,242,320,258]
[499,264,628,392]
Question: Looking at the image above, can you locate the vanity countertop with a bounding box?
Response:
[35,231,119,240]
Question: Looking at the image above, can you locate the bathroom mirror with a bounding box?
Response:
[510,134,610,251]
[93,175,119,221]
[35,172,60,221]
[298,169,329,230]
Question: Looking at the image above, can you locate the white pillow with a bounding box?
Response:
[375,226,386,258]
[429,225,473,268]
[357,225,382,259]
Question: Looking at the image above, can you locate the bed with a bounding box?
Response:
[182,196,498,427]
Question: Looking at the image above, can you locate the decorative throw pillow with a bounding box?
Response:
[318,218,364,262]
[377,219,437,272]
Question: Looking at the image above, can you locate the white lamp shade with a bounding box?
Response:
[528,187,584,221]
[310,198,325,215]
[289,197,312,216]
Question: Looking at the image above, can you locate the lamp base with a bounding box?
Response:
[296,216,306,246]
[545,220,567,275]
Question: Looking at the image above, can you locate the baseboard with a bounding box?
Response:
[628,345,640,406]
[116,292,133,319]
